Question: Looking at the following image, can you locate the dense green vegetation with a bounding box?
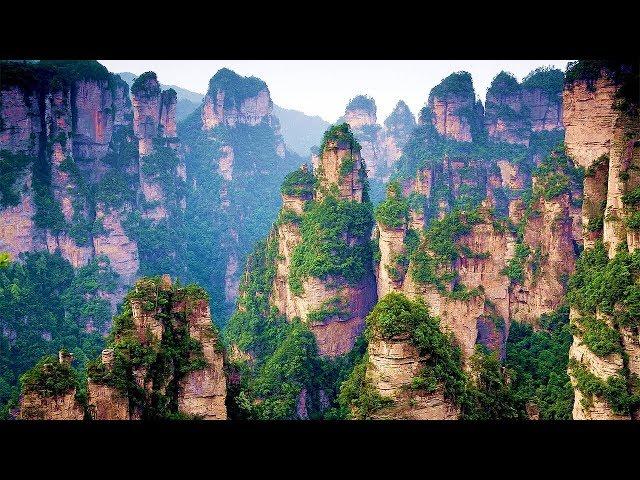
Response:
[85,276,212,419]
[522,67,564,96]
[530,145,584,201]
[280,167,316,197]
[407,208,483,291]
[207,68,267,108]
[224,232,366,420]
[0,60,113,94]
[337,293,527,419]
[501,243,531,283]
[374,182,409,228]
[568,240,640,325]
[20,353,79,397]
[568,358,639,416]
[429,71,475,100]
[0,252,114,418]
[566,240,640,414]
[319,123,361,153]
[487,71,521,97]
[288,195,374,295]
[505,306,574,419]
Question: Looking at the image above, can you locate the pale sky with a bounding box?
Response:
[100,60,571,122]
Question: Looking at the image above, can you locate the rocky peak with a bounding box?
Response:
[201,68,272,129]
[132,71,177,153]
[343,95,377,129]
[521,67,564,132]
[484,71,531,146]
[427,71,478,142]
[315,123,366,202]
[384,100,416,138]
[19,276,228,420]
[563,60,640,420]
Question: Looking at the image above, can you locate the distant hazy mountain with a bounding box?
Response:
[272,104,330,156]
[118,72,203,122]
[118,72,330,155]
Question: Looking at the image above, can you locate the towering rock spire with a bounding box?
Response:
[563,60,640,419]
[382,100,417,169]
[426,71,480,142]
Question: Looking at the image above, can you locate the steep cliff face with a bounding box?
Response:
[426,72,480,143]
[484,72,531,146]
[202,68,273,130]
[19,275,228,420]
[564,60,640,420]
[366,334,458,419]
[337,293,463,419]
[510,193,577,323]
[484,69,564,147]
[132,72,184,223]
[0,61,141,304]
[521,68,564,132]
[268,126,376,356]
[373,66,579,370]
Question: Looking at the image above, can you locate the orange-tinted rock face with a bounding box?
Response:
[87,379,129,420]
[376,224,407,298]
[316,140,365,203]
[19,389,84,420]
[428,95,474,142]
[563,64,640,420]
[603,114,640,256]
[511,194,576,323]
[218,145,234,181]
[563,76,619,170]
[93,204,139,285]
[177,300,227,420]
[366,334,458,420]
[0,170,46,259]
[73,79,114,160]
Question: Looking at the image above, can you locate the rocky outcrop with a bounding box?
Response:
[269,127,377,357]
[19,389,84,420]
[201,68,273,130]
[0,61,142,310]
[340,95,386,180]
[176,298,227,420]
[88,276,226,420]
[510,193,577,323]
[484,72,531,146]
[316,137,366,203]
[18,352,85,420]
[564,61,640,419]
[366,334,458,420]
[426,72,479,143]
